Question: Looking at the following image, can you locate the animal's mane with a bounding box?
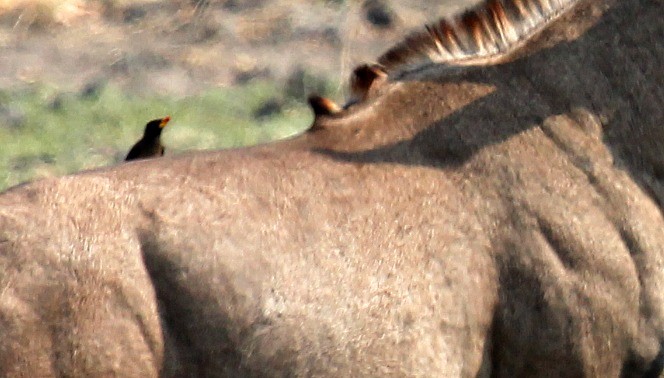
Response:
[378,0,582,75]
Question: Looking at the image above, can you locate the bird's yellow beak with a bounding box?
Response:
[160,116,171,128]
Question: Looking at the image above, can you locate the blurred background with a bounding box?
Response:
[0,0,475,189]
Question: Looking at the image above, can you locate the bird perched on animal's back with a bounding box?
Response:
[125,116,170,161]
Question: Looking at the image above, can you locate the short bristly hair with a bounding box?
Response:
[378,0,582,76]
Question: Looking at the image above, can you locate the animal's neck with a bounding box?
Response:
[378,0,613,78]
[308,0,615,153]
[306,0,661,189]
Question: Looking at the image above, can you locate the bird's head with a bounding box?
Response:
[144,116,171,138]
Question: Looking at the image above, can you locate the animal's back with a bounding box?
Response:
[0,0,663,376]
[0,178,164,377]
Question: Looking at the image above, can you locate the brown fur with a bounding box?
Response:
[1,0,663,376]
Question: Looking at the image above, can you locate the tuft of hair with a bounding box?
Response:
[308,95,342,117]
[349,64,388,105]
[378,0,582,75]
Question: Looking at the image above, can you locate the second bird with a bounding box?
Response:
[125,116,171,161]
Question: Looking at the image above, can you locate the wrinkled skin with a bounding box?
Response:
[0,0,662,376]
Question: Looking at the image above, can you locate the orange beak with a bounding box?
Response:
[159,116,171,128]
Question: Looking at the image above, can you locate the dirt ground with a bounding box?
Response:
[0,0,476,99]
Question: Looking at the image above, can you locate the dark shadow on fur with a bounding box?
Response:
[138,229,250,377]
[622,340,664,378]
[314,2,662,375]
[643,341,664,378]
[314,0,661,189]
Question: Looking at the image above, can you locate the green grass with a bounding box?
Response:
[0,81,314,190]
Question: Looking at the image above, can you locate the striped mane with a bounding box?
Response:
[378,0,583,75]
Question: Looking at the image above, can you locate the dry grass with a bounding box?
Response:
[0,0,169,28]
[1,0,91,27]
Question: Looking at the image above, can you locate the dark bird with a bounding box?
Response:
[125,116,171,161]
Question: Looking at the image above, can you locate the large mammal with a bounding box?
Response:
[1,0,663,376]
